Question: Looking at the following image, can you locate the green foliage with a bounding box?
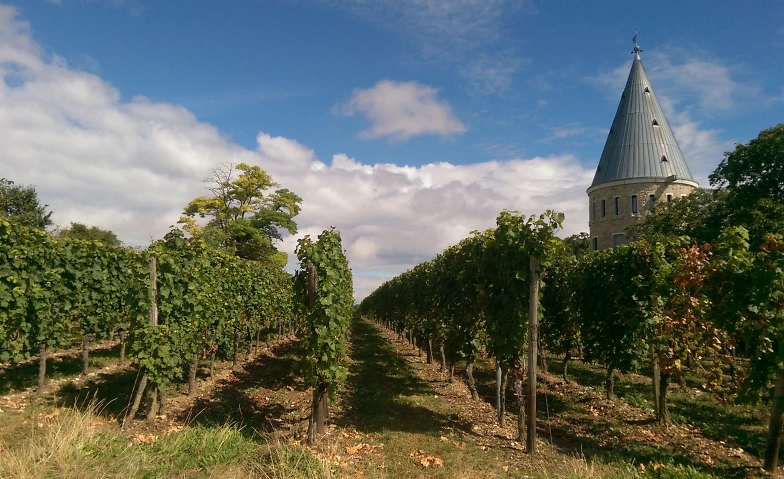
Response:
[0,220,141,363]
[710,123,784,205]
[359,209,563,369]
[0,220,293,390]
[709,226,784,400]
[179,163,302,264]
[0,178,53,230]
[709,124,784,247]
[540,242,580,359]
[295,228,353,395]
[128,228,293,387]
[626,189,731,245]
[56,222,122,247]
[572,242,655,374]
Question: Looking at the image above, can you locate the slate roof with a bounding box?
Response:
[590,52,695,188]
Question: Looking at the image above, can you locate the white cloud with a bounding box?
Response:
[336,80,467,141]
[0,5,591,301]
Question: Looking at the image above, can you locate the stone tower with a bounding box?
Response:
[587,39,698,251]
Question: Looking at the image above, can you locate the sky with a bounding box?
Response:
[1,1,782,300]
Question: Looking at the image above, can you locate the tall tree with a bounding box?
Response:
[179,163,302,265]
[710,123,784,246]
[56,222,122,247]
[0,178,53,230]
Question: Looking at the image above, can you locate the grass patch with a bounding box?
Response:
[0,403,331,479]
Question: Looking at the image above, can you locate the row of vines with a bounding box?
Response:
[0,220,294,425]
[358,211,784,470]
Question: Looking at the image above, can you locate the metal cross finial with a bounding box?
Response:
[632,30,642,56]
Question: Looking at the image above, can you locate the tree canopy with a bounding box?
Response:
[178,163,302,266]
[710,124,784,244]
[55,222,122,247]
[0,178,52,230]
[629,124,784,246]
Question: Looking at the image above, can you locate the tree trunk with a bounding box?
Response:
[562,348,571,383]
[122,372,148,430]
[495,361,502,422]
[37,343,48,394]
[308,385,328,444]
[657,373,672,425]
[81,334,90,376]
[426,339,433,364]
[538,341,547,374]
[514,372,525,442]
[119,330,127,366]
[764,370,784,472]
[145,383,158,420]
[465,359,479,400]
[319,387,329,425]
[232,327,240,367]
[209,351,216,379]
[188,352,198,397]
[255,327,261,354]
[497,362,508,426]
[605,366,616,400]
[157,387,166,417]
[651,344,661,416]
[439,343,446,372]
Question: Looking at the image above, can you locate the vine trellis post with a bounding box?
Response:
[527,254,540,454]
[123,257,157,430]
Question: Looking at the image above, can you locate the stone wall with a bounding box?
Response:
[587,179,697,250]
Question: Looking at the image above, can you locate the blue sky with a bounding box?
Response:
[1,1,782,298]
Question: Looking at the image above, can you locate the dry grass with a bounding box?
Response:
[0,402,332,479]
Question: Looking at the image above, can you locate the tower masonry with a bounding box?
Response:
[588,39,698,250]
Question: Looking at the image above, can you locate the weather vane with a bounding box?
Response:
[632,30,642,56]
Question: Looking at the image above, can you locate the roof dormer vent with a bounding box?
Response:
[652,119,660,127]
[644,87,650,93]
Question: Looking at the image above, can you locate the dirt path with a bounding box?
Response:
[338,319,767,479]
[320,318,573,478]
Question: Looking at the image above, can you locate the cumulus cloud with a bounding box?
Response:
[259,144,593,298]
[0,5,591,300]
[336,80,467,141]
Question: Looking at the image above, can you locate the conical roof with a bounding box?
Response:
[590,52,695,188]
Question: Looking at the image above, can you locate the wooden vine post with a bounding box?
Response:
[306,259,327,444]
[527,254,540,454]
[123,257,157,430]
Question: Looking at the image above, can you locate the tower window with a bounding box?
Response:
[652,119,660,127]
[592,237,598,251]
[667,194,673,202]
[615,196,621,216]
[592,201,596,220]
[612,233,626,248]
[601,199,606,218]
[648,193,655,210]
[631,195,638,215]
